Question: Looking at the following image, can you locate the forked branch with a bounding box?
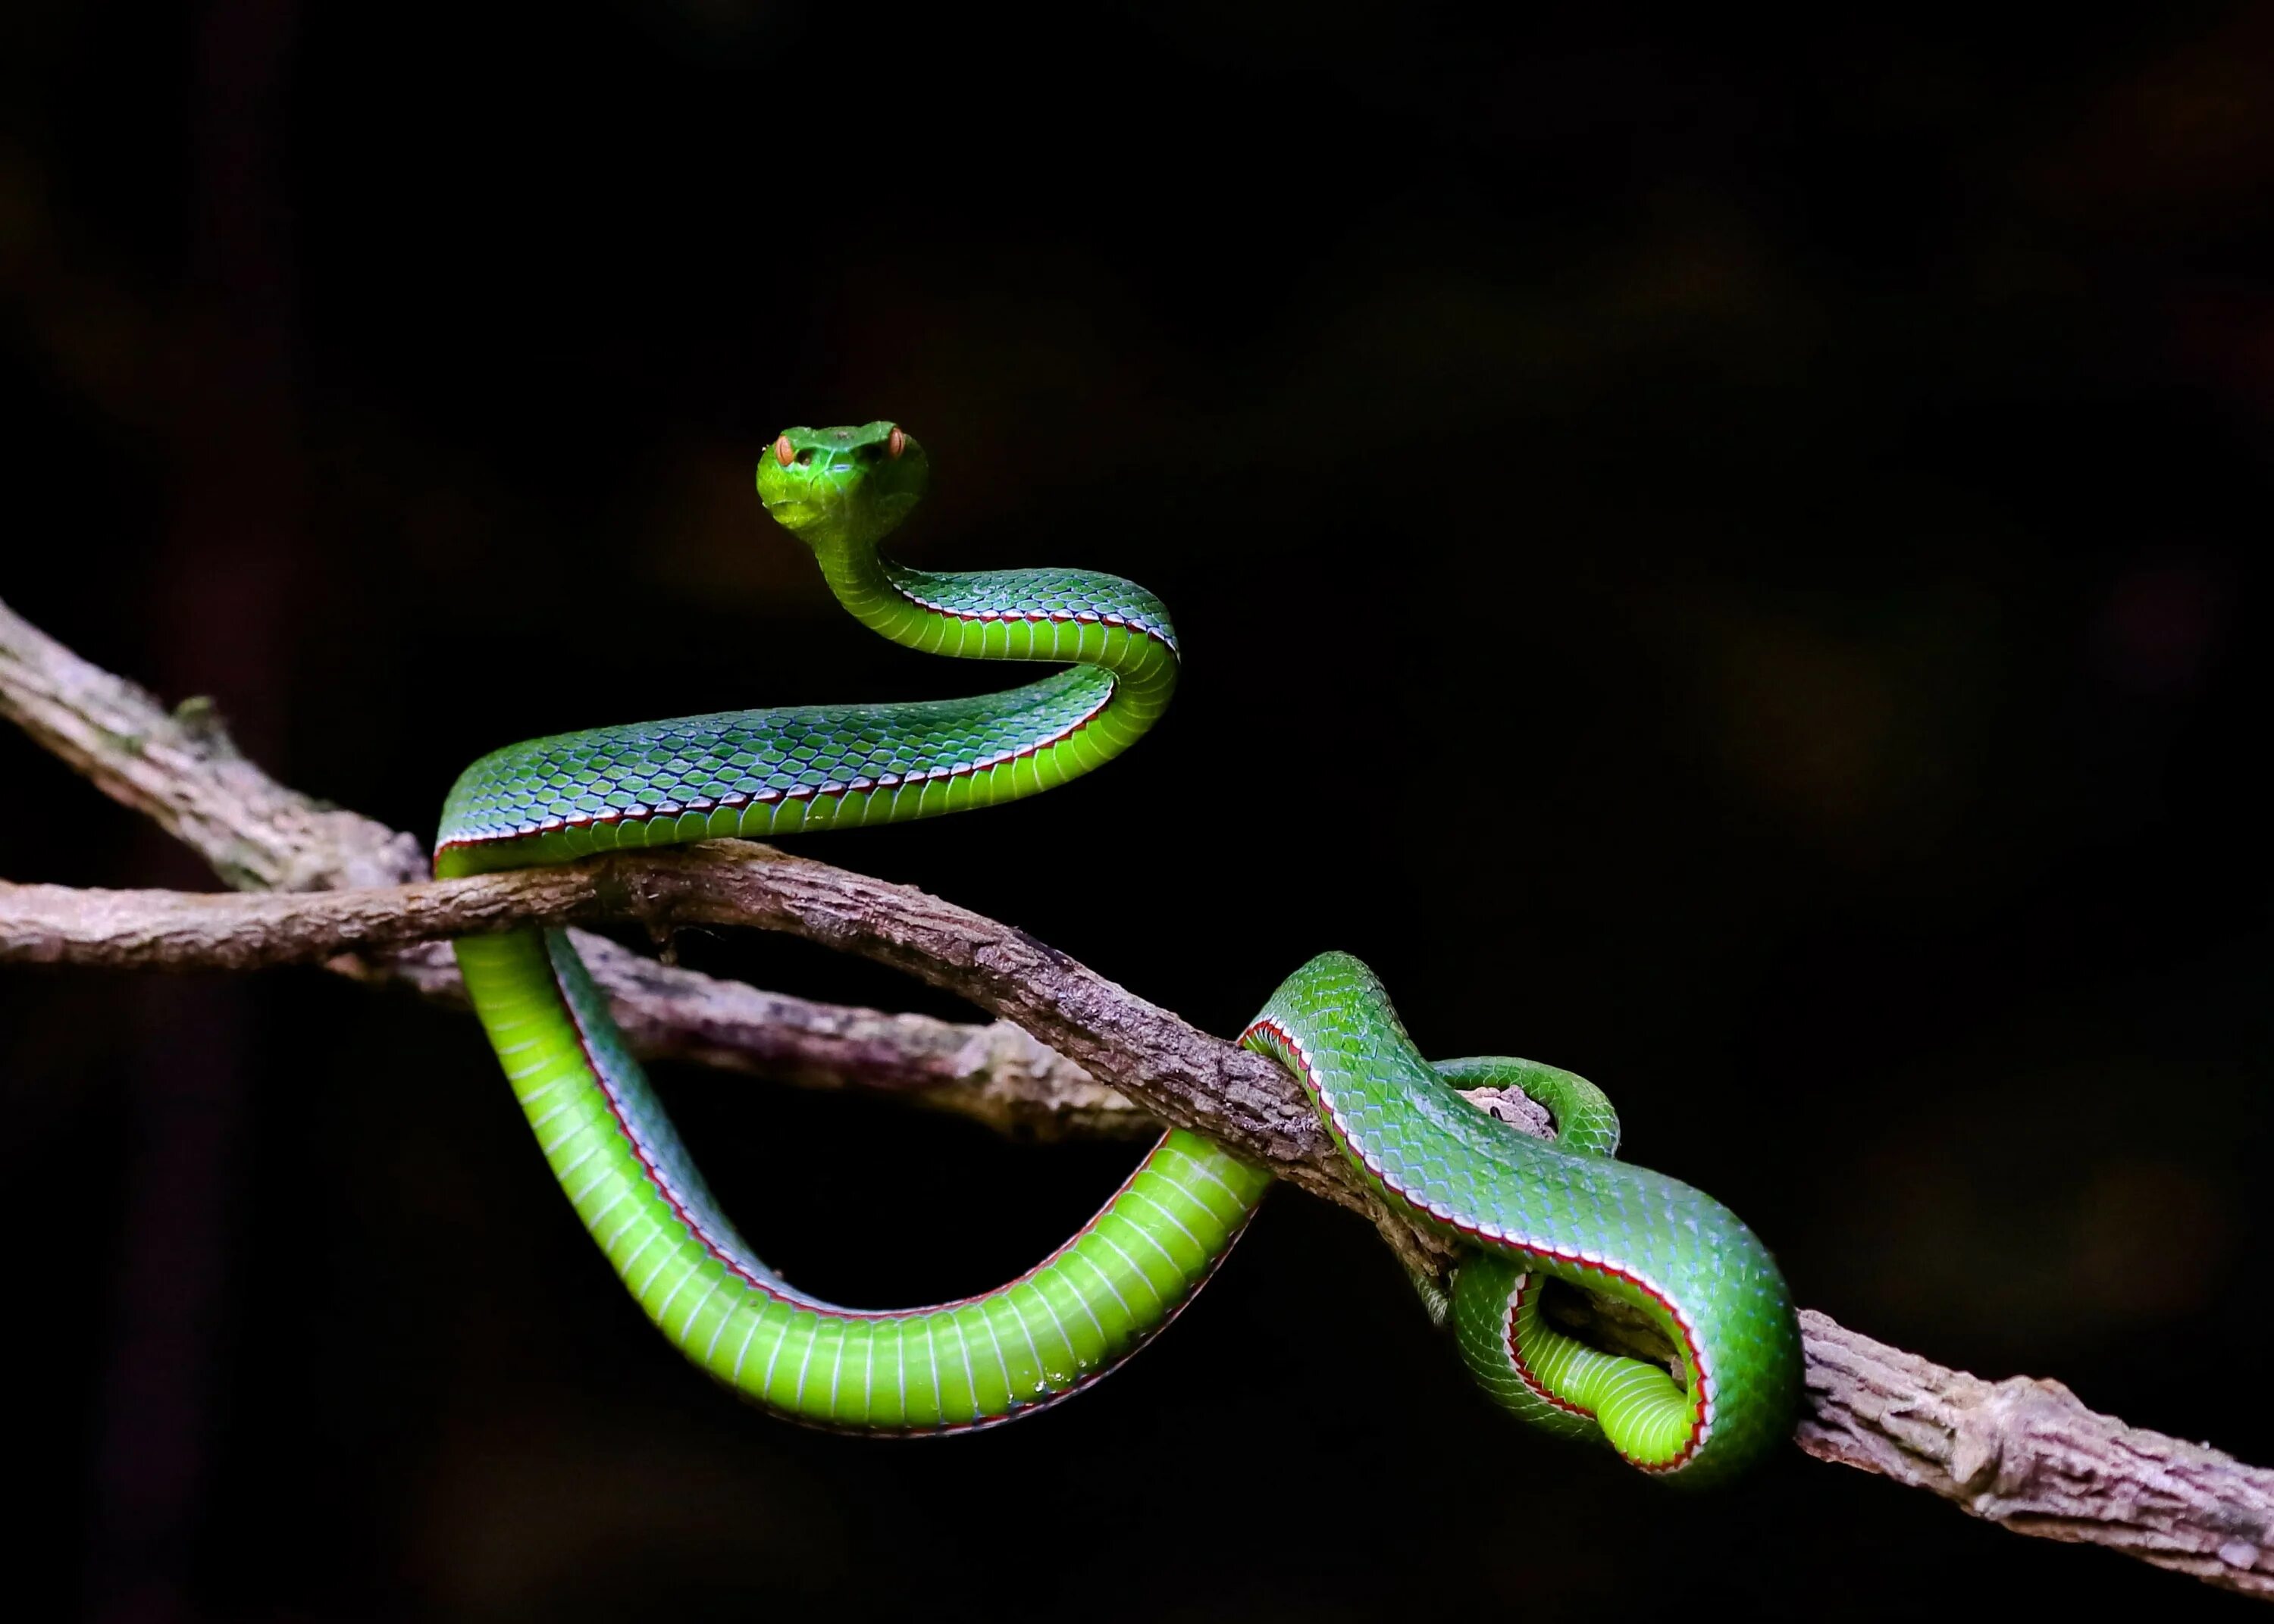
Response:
[6,593,2271,1598]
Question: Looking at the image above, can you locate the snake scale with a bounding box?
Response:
[436,421,1803,1482]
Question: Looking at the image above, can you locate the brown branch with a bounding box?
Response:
[0,848,1388,1218]
[0,596,1144,1142]
[456,935,1149,1143]
[0,597,427,892]
[8,593,2273,1598]
[1795,1313,2274,1590]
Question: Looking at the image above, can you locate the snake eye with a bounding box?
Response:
[886,425,907,459]
[772,435,795,468]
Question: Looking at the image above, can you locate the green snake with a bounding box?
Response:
[436,421,1803,1482]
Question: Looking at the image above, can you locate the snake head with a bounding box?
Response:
[756,421,929,549]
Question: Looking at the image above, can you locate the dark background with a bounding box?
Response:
[8,2,2273,1617]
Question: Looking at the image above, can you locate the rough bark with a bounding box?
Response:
[8,591,2272,1599]
[1796,1312,2274,1590]
[0,598,1143,1142]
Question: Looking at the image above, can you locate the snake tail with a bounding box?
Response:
[1241,952,1802,1482]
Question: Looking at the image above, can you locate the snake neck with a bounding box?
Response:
[810,534,1180,699]
[805,533,922,644]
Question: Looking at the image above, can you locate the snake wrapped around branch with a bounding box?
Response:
[435,421,1802,1483]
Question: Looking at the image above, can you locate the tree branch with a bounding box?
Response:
[0,597,427,892]
[8,592,2272,1598]
[0,596,1145,1141]
[0,846,1404,1220]
[1796,1313,2274,1591]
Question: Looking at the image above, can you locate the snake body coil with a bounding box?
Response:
[437,421,1802,1478]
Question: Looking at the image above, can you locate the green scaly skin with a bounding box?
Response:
[1244,958,1800,1482]
[437,420,1802,1474]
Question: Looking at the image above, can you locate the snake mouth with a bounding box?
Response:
[759,496,831,535]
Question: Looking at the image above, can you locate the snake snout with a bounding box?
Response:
[755,421,929,549]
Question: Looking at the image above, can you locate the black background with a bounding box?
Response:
[8,3,2274,1618]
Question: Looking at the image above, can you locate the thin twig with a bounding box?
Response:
[7,592,2272,1597]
